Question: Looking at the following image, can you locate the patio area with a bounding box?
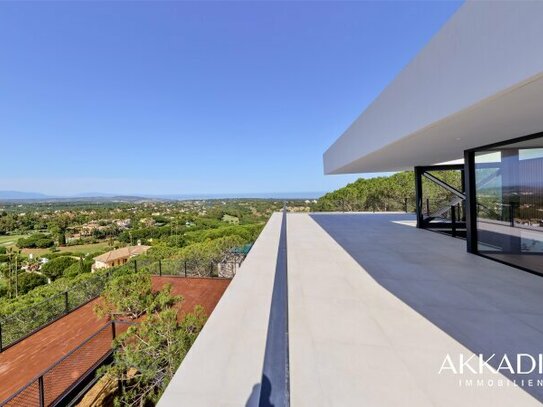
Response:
[159,212,543,406]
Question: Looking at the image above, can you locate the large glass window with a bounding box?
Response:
[474,136,543,274]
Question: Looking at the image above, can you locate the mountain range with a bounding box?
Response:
[0,190,323,202]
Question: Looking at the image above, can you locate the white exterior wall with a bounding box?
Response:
[91,260,108,271]
[324,1,543,174]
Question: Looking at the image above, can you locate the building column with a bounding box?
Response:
[414,166,424,228]
[464,150,478,254]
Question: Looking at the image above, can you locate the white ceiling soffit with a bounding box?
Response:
[323,1,543,174]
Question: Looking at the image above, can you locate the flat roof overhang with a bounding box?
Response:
[324,2,543,174]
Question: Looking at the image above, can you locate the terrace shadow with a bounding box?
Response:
[310,212,543,402]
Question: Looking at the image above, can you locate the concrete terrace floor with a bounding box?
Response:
[159,212,543,407]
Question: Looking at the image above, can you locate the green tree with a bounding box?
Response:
[41,256,77,281]
[183,223,262,245]
[106,306,206,406]
[17,233,54,249]
[95,273,178,320]
[177,235,244,276]
[63,257,93,277]
[95,270,206,405]
[49,214,70,246]
[17,272,47,294]
[313,170,463,212]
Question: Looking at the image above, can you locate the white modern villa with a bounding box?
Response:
[158,2,543,406]
[324,1,543,277]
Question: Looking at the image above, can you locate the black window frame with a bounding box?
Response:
[464,131,543,276]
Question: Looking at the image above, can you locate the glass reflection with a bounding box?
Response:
[475,141,543,273]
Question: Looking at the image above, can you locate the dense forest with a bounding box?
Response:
[313,170,463,212]
[0,199,305,313]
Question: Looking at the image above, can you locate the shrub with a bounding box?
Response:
[41,256,78,281]
[17,233,54,249]
[64,258,93,278]
[0,279,7,297]
[17,272,48,294]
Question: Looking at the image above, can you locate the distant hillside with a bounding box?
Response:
[313,171,462,212]
[0,191,52,200]
[0,191,324,203]
[0,191,157,203]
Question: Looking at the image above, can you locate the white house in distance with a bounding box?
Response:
[92,245,151,271]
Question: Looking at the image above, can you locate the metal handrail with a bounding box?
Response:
[0,321,115,407]
[0,272,110,352]
[0,319,138,407]
[0,272,108,323]
[422,172,465,199]
[323,197,415,213]
[0,255,248,352]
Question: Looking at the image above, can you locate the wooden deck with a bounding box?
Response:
[151,276,230,318]
[0,276,230,404]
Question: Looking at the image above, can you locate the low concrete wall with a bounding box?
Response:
[158,213,282,407]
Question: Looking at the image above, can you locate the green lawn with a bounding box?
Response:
[222,214,239,224]
[0,234,30,247]
[21,241,113,257]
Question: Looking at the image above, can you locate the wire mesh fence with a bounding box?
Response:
[1,322,116,407]
[0,272,109,352]
[43,323,113,406]
[65,273,108,311]
[0,293,66,353]
[0,254,246,353]
[1,379,40,407]
[129,250,248,279]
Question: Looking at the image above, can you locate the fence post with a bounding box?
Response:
[0,322,3,353]
[134,260,138,273]
[404,198,408,213]
[426,199,430,216]
[210,262,213,277]
[158,260,162,276]
[64,291,69,314]
[112,321,116,340]
[184,261,187,278]
[38,376,45,407]
[451,205,457,238]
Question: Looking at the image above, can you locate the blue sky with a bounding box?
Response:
[0,1,462,196]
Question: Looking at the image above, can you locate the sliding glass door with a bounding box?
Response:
[472,135,543,274]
